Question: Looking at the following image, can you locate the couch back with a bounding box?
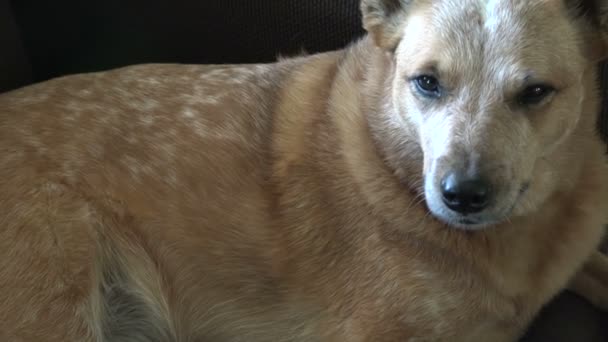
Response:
[2,0,607,143]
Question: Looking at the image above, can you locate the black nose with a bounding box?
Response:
[440,172,491,214]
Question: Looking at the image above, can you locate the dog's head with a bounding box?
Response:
[362,0,608,229]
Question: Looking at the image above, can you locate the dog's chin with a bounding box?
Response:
[426,200,516,231]
[442,217,500,231]
[430,212,502,231]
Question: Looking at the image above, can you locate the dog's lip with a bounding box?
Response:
[453,217,489,229]
[445,217,493,230]
[429,212,489,230]
[458,218,478,225]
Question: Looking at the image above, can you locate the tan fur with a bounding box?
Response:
[569,251,608,309]
[0,0,607,341]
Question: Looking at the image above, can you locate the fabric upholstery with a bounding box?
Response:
[0,0,32,92]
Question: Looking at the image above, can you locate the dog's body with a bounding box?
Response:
[1,0,608,341]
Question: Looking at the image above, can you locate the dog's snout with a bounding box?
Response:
[440,172,491,214]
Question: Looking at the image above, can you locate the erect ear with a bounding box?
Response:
[565,0,608,60]
[360,0,416,51]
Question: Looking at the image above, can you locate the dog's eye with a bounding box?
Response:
[414,75,441,98]
[518,84,555,106]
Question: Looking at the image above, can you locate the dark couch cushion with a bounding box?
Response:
[0,0,32,92]
[600,64,608,144]
[8,0,608,144]
[11,0,365,82]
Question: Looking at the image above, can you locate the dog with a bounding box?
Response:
[0,0,607,341]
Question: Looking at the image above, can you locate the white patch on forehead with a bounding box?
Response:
[397,12,431,57]
[483,0,502,32]
[481,0,530,36]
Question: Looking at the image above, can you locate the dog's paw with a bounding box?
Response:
[568,251,608,311]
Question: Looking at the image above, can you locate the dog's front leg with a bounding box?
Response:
[568,250,608,311]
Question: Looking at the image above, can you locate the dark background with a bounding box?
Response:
[4,0,365,86]
[0,0,606,340]
[2,0,606,143]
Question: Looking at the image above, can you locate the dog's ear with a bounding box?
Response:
[565,0,608,60]
[360,0,416,51]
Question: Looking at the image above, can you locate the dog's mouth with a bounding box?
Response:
[427,182,531,231]
[449,218,492,230]
[443,214,503,231]
[458,218,479,225]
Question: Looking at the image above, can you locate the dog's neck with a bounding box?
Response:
[366,48,426,194]
[319,38,433,232]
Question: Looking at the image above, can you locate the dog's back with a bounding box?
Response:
[0,58,335,341]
